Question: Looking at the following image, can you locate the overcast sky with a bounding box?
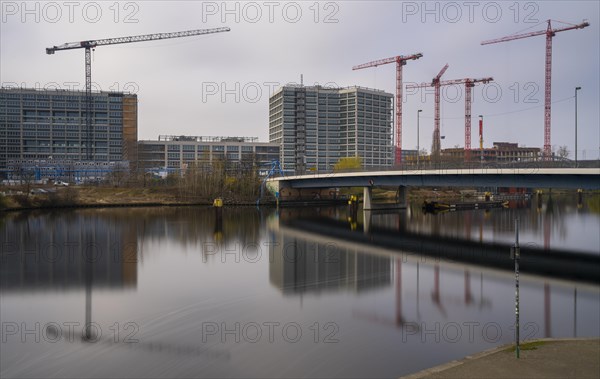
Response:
[1,1,598,158]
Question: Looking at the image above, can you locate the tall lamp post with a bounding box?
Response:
[417,109,422,169]
[575,86,581,167]
[479,115,484,167]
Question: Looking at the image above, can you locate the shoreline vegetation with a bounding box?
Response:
[0,182,591,212]
[2,157,597,212]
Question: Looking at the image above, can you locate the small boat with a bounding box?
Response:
[422,200,508,213]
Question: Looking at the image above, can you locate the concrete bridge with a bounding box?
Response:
[266,168,600,208]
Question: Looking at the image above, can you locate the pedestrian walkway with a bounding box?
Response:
[402,338,600,379]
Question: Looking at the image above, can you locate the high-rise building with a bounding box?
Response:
[0,87,138,172]
[339,87,393,168]
[269,85,393,174]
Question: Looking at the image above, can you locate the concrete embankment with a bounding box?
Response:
[402,338,600,379]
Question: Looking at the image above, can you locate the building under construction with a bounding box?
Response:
[441,142,541,163]
[0,87,138,177]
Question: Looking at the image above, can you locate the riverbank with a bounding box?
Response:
[1,185,592,212]
[0,186,271,211]
[0,186,479,211]
[402,338,600,379]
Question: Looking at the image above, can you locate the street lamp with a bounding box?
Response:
[575,86,581,167]
[417,109,422,169]
[479,115,484,167]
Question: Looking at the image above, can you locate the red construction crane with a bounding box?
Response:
[430,64,449,158]
[47,27,231,160]
[481,19,589,159]
[353,53,423,165]
[403,64,449,158]
[408,75,493,161]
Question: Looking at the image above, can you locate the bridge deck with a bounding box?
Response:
[268,168,600,190]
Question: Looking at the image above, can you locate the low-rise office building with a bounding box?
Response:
[442,142,541,162]
[137,135,280,175]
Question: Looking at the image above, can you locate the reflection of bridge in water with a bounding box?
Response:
[270,214,599,338]
[279,216,600,285]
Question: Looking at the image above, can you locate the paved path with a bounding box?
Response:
[403,338,600,379]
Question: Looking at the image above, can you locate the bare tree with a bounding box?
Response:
[556,145,570,160]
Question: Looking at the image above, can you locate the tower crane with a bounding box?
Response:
[481,19,589,159]
[430,64,449,159]
[408,74,493,162]
[47,27,231,160]
[352,53,423,166]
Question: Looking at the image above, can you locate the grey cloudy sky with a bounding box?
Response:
[1,1,598,158]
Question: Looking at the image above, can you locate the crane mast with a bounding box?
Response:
[353,53,423,166]
[408,75,493,162]
[47,27,231,161]
[482,19,589,160]
[431,64,449,159]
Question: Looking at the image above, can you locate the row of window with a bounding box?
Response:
[160,144,264,153]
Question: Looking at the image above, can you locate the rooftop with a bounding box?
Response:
[156,135,259,143]
[274,84,391,96]
[0,86,137,96]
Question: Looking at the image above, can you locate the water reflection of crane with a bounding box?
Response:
[543,195,553,338]
[45,257,230,360]
[353,262,493,330]
[464,270,474,306]
[431,268,491,311]
[431,265,447,317]
[395,261,405,325]
[353,260,412,328]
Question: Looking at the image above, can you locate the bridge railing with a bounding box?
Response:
[310,159,600,175]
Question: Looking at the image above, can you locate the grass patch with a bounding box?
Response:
[505,340,548,352]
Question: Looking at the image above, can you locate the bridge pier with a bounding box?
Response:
[363,186,373,210]
[364,210,372,234]
[397,186,407,208]
[363,185,407,210]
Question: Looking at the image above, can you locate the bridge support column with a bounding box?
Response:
[363,186,373,210]
[397,186,408,208]
[364,210,372,234]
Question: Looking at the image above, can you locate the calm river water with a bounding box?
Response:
[1,195,599,378]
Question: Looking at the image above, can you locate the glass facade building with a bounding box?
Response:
[269,85,393,173]
[0,87,138,172]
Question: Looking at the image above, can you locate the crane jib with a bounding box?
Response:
[46,27,230,53]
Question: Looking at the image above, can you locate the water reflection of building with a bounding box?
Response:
[0,212,137,291]
[269,231,391,295]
